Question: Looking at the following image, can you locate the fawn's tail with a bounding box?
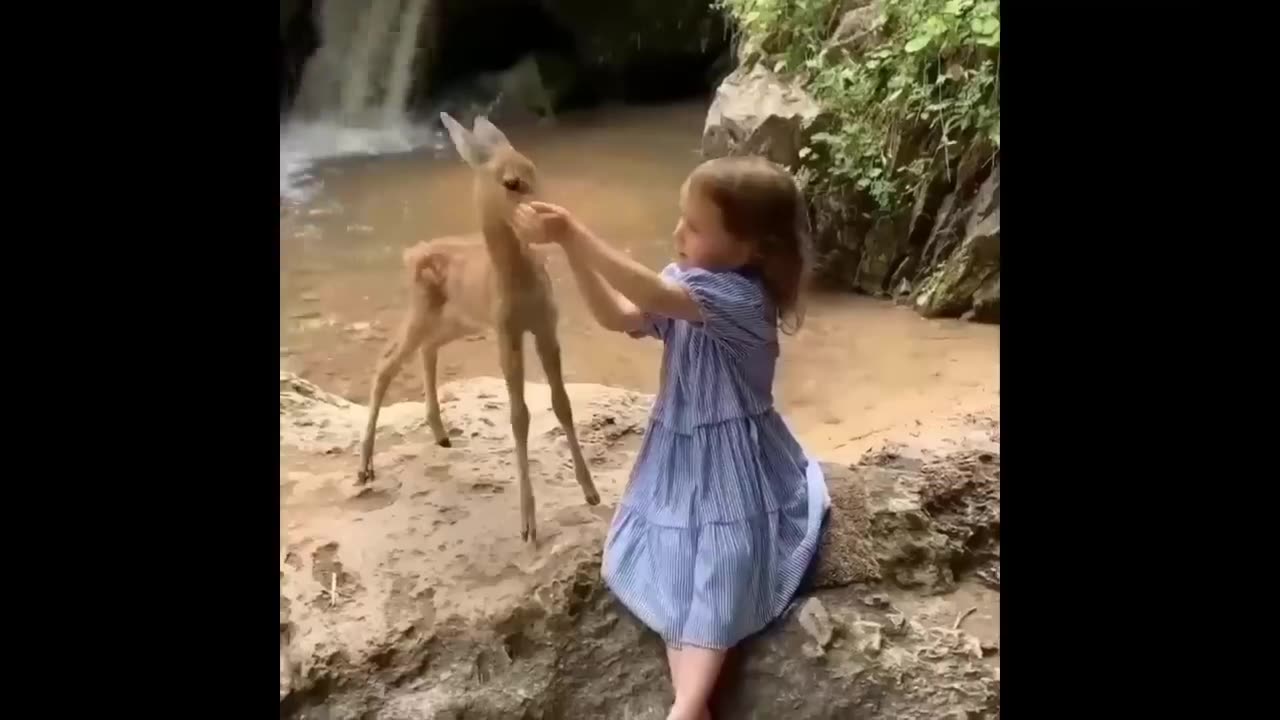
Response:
[401,245,449,308]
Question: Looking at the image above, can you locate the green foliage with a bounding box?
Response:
[716,0,1000,217]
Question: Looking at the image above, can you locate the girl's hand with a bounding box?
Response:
[513,202,583,246]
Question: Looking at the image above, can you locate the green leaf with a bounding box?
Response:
[798,147,812,159]
[971,16,999,36]
[774,59,787,73]
[904,35,931,53]
[886,87,904,103]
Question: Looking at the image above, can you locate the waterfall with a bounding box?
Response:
[293,0,434,127]
[282,0,439,202]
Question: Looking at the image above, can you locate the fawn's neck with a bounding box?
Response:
[481,216,540,289]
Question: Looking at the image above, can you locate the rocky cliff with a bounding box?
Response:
[280,373,1000,718]
[702,0,1001,323]
[280,0,728,114]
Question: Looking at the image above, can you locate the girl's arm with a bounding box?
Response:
[564,251,648,333]
[541,209,702,323]
[510,201,650,333]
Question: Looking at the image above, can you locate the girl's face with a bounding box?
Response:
[673,179,753,271]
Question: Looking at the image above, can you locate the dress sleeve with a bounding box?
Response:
[626,263,679,340]
[670,266,773,354]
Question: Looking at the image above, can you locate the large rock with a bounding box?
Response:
[280,374,1001,719]
[701,63,827,168]
[914,164,1001,319]
[539,0,727,99]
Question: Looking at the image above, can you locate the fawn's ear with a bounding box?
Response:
[440,112,486,167]
[472,116,511,153]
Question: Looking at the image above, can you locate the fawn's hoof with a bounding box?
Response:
[437,437,452,448]
[356,467,374,484]
[583,488,601,506]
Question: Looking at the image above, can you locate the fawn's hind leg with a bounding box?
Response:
[532,326,599,506]
[418,322,466,448]
[357,312,429,484]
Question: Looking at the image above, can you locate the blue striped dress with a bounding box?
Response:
[602,263,829,650]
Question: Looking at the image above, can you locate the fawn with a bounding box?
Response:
[356,113,600,543]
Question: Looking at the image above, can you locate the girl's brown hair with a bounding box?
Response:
[688,156,811,333]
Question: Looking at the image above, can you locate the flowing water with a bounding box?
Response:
[279,101,999,462]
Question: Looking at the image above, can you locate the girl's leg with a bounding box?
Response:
[666,646,726,720]
[665,645,685,697]
[667,647,711,719]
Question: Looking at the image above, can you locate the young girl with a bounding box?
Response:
[512,156,828,720]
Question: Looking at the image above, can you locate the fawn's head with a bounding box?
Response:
[439,112,537,229]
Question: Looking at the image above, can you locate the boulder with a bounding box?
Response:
[433,54,561,126]
[702,64,827,168]
[280,374,1001,719]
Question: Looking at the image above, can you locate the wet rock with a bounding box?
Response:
[540,0,727,99]
[702,63,826,168]
[856,214,912,296]
[469,54,557,123]
[969,271,1000,324]
[915,164,1001,319]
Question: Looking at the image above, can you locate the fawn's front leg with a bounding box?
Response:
[497,325,535,543]
[533,326,600,506]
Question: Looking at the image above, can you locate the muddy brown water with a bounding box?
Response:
[280,101,999,463]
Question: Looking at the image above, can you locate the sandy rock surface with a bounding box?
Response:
[280,372,1000,719]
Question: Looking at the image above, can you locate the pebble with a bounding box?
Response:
[860,593,891,609]
[797,597,833,650]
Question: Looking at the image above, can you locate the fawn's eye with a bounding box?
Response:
[502,177,524,193]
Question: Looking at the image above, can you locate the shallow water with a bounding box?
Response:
[279,101,999,461]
